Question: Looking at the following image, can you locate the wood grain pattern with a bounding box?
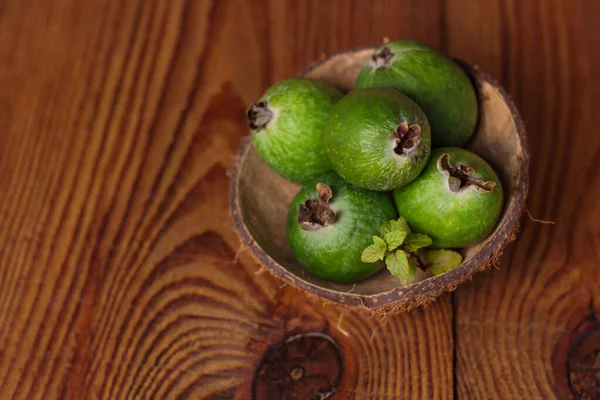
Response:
[0,0,597,399]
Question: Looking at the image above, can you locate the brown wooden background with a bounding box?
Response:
[0,0,599,399]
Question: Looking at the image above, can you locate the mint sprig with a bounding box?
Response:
[361,216,463,285]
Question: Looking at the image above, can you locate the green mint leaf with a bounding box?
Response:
[396,216,411,234]
[371,236,387,260]
[380,220,398,236]
[361,236,387,263]
[425,249,463,275]
[384,229,407,251]
[361,245,381,263]
[385,250,408,276]
[385,250,416,285]
[372,236,387,254]
[380,217,411,237]
[404,233,433,252]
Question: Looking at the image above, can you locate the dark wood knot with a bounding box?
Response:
[252,332,343,400]
[567,322,600,399]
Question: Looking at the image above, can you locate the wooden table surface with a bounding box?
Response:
[1,1,599,399]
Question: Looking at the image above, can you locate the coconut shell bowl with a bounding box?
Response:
[230,47,529,313]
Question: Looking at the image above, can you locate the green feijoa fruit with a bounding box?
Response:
[393,148,503,249]
[287,172,397,283]
[323,88,431,191]
[248,78,343,183]
[355,40,478,147]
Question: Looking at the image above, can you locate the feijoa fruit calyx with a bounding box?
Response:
[286,172,397,283]
[355,40,478,147]
[248,78,343,183]
[323,87,431,191]
[393,148,503,249]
